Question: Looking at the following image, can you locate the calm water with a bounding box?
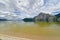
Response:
[0,21,60,40]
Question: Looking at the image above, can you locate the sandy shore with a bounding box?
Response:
[0,34,32,40]
[0,34,60,40]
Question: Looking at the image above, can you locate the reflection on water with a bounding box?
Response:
[0,21,60,40]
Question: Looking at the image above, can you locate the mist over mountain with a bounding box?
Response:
[0,0,60,20]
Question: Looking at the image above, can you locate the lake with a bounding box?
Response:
[0,21,60,40]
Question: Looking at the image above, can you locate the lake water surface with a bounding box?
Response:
[0,21,60,40]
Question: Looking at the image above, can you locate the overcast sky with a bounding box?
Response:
[0,0,60,19]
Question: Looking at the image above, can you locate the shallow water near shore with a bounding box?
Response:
[0,21,60,40]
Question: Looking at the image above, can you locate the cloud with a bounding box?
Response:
[0,0,60,19]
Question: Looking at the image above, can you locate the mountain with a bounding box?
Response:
[55,13,60,17]
[34,13,57,22]
[55,13,60,22]
[23,13,60,22]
